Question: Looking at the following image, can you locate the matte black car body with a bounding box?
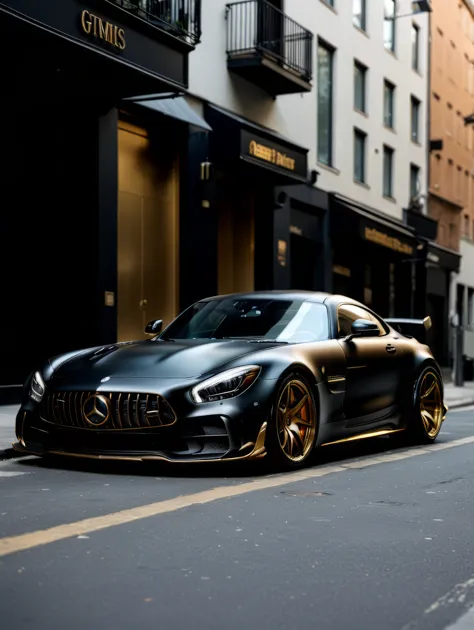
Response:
[13,291,448,464]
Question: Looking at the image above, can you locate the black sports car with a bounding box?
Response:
[14,292,448,469]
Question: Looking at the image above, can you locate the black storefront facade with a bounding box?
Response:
[179,103,331,309]
[0,0,201,401]
[330,194,419,319]
[425,243,461,366]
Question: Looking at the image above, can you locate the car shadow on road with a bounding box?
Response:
[7,432,452,480]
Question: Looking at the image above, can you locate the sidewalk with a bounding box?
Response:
[444,381,474,410]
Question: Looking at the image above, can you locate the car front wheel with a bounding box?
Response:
[266,373,318,470]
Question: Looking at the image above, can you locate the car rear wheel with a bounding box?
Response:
[266,373,318,470]
[407,366,445,443]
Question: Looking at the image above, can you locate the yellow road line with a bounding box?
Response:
[1,435,474,558]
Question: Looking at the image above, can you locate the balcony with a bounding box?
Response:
[226,0,313,96]
[109,0,201,47]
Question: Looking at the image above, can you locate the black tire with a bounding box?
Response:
[265,372,318,471]
[406,365,445,444]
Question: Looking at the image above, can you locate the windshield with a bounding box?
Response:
[159,298,329,343]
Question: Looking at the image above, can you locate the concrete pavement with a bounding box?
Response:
[1,408,474,629]
[444,381,474,409]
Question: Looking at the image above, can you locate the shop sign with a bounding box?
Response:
[333,265,351,278]
[277,240,287,267]
[240,130,307,179]
[290,225,303,236]
[427,252,440,265]
[248,139,295,171]
[80,10,126,50]
[363,226,414,256]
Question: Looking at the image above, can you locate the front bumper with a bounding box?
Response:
[14,378,274,463]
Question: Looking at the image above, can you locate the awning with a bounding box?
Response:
[205,104,309,184]
[427,243,461,272]
[331,193,418,257]
[130,95,212,132]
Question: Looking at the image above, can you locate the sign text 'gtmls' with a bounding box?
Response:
[80,10,126,50]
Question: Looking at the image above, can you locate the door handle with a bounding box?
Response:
[386,344,396,354]
[140,299,148,309]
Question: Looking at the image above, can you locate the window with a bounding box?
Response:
[354,61,367,113]
[412,23,420,71]
[384,80,395,128]
[410,163,420,199]
[411,96,420,142]
[162,298,330,343]
[321,0,335,7]
[337,304,387,338]
[353,0,366,31]
[384,0,396,52]
[317,41,334,166]
[383,145,394,198]
[354,129,367,184]
[464,214,470,237]
[468,289,474,328]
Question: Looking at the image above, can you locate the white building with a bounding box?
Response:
[188,0,430,219]
[173,0,433,320]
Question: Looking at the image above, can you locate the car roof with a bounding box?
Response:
[200,290,364,307]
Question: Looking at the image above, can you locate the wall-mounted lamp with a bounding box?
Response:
[309,170,319,186]
[464,113,474,127]
[200,160,212,181]
[385,0,432,20]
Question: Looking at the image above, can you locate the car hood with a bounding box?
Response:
[51,339,282,380]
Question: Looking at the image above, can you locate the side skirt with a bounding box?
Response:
[321,427,405,447]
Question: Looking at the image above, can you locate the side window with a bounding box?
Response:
[337,304,386,337]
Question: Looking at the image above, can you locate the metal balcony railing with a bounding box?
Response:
[111,0,202,45]
[226,0,313,81]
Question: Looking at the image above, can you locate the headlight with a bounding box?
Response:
[191,365,261,403]
[29,371,46,403]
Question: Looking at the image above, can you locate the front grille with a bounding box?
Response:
[40,391,177,430]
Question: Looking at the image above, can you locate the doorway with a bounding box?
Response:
[117,120,179,342]
[427,293,446,363]
[290,233,318,290]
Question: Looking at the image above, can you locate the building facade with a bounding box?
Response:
[183,0,434,323]
[0,0,203,401]
[428,0,474,368]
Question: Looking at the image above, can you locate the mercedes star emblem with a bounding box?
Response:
[82,394,111,427]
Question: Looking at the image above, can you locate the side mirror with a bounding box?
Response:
[345,319,379,341]
[145,319,163,335]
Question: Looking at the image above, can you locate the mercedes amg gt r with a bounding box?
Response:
[14,292,448,470]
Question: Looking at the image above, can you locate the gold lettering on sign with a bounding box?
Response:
[248,140,296,171]
[80,10,126,50]
[364,227,414,256]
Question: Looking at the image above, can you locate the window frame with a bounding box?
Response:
[354,60,368,114]
[410,163,420,200]
[383,144,394,198]
[411,96,421,143]
[384,0,396,53]
[353,0,367,32]
[411,23,420,71]
[383,80,395,129]
[317,39,335,167]
[336,304,389,339]
[354,128,367,184]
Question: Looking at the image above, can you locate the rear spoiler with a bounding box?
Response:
[385,316,432,344]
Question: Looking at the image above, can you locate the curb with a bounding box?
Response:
[446,399,474,410]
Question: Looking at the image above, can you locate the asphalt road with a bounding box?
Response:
[1,406,474,630]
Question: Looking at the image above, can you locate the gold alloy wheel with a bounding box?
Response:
[277,379,316,462]
[419,370,443,438]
